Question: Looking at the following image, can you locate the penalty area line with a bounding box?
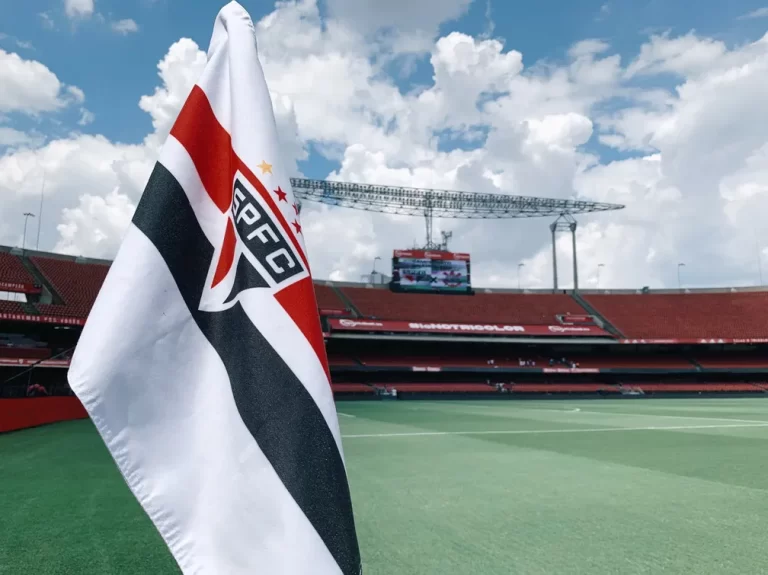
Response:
[337,412,357,418]
[342,422,768,439]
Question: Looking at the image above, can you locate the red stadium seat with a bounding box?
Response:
[341,288,586,324]
[0,300,27,314]
[0,252,37,292]
[384,383,496,393]
[510,383,617,393]
[586,292,768,339]
[314,284,350,316]
[331,384,374,393]
[695,355,768,368]
[30,257,109,318]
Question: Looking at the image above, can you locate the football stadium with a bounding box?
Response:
[4,3,768,572]
[4,243,768,574]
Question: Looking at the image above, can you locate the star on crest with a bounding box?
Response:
[292,220,302,235]
[257,160,272,174]
[274,186,287,202]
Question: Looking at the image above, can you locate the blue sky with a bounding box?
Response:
[4,0,768,179]
[4,0,768,289]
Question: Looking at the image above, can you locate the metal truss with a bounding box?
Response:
[290,178,625,266]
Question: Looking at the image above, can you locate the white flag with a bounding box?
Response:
[68,2,361,573]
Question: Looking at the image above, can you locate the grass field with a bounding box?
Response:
[4,398,768,574]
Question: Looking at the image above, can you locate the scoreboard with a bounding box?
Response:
[390,250,471,294]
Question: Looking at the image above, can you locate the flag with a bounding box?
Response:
[67,2,361,573]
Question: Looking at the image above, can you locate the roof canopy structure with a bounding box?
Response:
[289,178,625,289]
[290,178,623,220]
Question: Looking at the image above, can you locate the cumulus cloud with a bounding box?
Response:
[3,0,768,291]
[0,50,84,114]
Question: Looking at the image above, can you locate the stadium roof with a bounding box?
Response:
[290,178,624,219]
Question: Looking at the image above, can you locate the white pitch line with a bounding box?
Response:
[562,409,768,425]
[337,412,357,418]
[342,422,768,439]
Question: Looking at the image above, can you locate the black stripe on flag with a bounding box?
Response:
[132,162,361,575]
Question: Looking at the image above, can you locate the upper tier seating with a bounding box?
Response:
[0,253,37,291]
[341,288,586,324]
[31,257,109,318]
[314,284,349,315]
[586,292,768,339]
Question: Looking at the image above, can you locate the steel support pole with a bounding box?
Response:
[550,222,558,290]
[570,222,578,291]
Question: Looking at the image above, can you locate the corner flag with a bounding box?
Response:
[67,2,361,573]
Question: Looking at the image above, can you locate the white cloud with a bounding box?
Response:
[5,0,768,290]
[738,7,768,20]
[138,38,208,147]
[568,39,610,59]
[0,50,84,114]
[111,18,139,35]
[64,0,95,20]
[78,108,95,126]
[326,0,472,53]
[0,127,45,149]
[625,33,727,78]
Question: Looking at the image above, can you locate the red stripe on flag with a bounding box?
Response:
[170,87,234,213]
[274,278,331,383]
[212,218,236,288]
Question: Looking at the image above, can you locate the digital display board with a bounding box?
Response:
[390,250,471,294]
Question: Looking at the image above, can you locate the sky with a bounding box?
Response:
[3,0,768,290]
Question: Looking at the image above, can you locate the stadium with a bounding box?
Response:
[4,228,768,573]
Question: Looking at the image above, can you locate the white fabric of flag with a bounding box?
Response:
[68,2,361,573]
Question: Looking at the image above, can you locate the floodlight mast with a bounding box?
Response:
[289,178,624,288]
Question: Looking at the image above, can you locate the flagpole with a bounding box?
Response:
[36,172,45,251]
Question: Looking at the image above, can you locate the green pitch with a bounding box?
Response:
[3,398,768,574]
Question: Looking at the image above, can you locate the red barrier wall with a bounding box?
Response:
[0,397,88,432]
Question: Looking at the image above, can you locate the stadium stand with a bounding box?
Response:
[585,292,768,339]
[341,287,585,324]
[0,300,27,314]
[567,355,694,369]
[4,246,768,408]
[382,383,497,394]
[696,355,768,368]
[0,252,38,292]
[508,383,618,393]
[314,283,350,316]
[327,353,359,366]
[330,384,374,394]
[30,257,109,317]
